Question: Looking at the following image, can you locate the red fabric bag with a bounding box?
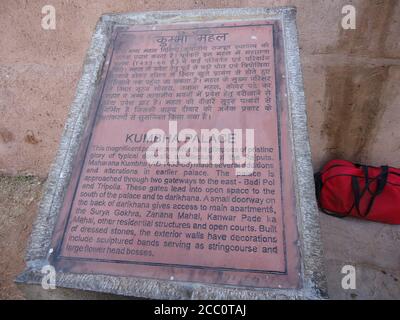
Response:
[314,159,400,224]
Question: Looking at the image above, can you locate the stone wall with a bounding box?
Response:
[0,0,399,177]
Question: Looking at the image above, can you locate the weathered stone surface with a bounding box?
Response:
[17,7,326,299]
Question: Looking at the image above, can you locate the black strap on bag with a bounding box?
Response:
[314,172,323,200]
[351,165,389,217]
[314,171,349,218]
[315,164,389,218]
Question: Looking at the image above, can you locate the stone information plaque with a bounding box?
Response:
[19,8,326,299]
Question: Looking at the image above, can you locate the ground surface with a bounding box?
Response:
[0,176,43,299]
[0,176,399,299]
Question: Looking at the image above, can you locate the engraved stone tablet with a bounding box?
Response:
[18,7,327,299]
